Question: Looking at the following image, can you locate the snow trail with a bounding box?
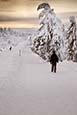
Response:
[0,47,77,115]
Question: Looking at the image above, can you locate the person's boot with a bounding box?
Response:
[51,65,53,72]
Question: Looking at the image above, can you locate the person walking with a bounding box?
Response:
[50,50,59,73]
[9,46,12,51]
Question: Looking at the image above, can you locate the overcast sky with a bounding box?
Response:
[0,0,77,28]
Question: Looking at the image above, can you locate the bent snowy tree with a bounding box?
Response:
[31,3,65,61]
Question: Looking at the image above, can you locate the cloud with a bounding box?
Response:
[0,0,10,1]
[0,15,38,23]
[58,12,77,19]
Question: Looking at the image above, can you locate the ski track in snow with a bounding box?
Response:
[0,47,77,115]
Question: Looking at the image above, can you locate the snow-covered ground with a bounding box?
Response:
[0,45,77,115]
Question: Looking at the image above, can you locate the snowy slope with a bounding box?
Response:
[0,45,77,115]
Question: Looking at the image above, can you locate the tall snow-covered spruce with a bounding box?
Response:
[31,3,65,61]
[66,16,77,61]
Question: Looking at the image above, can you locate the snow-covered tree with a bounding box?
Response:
[66,16,77,61]
[31,3,65,61]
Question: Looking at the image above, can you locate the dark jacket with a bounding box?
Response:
[50,52,59,65]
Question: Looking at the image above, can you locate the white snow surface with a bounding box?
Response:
[0,45,77,115]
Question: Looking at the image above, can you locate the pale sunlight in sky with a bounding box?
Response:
[0,0,77,28]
